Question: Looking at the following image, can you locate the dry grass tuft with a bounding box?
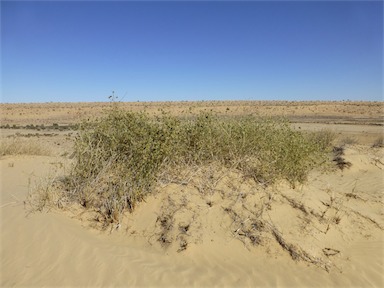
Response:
[0,138,51,157]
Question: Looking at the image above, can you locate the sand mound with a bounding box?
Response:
[1,145,383,287]
[108,145,383,272]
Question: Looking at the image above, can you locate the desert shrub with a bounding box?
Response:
[181,115,332,186]
[68,109,179,216]
[53,107,332,225]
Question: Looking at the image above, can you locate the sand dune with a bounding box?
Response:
[1,145,383,287]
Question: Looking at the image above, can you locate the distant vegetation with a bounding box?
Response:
[0,123,76,131]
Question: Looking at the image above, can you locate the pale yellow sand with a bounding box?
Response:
[1,145,383,287]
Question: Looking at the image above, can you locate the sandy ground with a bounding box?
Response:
[1,101,383,287]
[1,101,383,126]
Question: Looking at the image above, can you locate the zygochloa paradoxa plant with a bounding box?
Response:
[64,107,333,225]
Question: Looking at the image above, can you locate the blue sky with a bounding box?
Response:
[1,1,383,103]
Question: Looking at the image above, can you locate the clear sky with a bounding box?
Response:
[1,1,383,103]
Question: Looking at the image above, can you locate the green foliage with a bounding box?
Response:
[64,107,333,225]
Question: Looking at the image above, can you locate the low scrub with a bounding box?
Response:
[44,107,334,225]
[0,138,51,157]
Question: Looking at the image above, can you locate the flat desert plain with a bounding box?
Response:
[1,101,383,287]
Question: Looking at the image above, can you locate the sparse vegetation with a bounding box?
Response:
[0,138,51,157]
[0,123,75,130]
[40,105,334,226]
